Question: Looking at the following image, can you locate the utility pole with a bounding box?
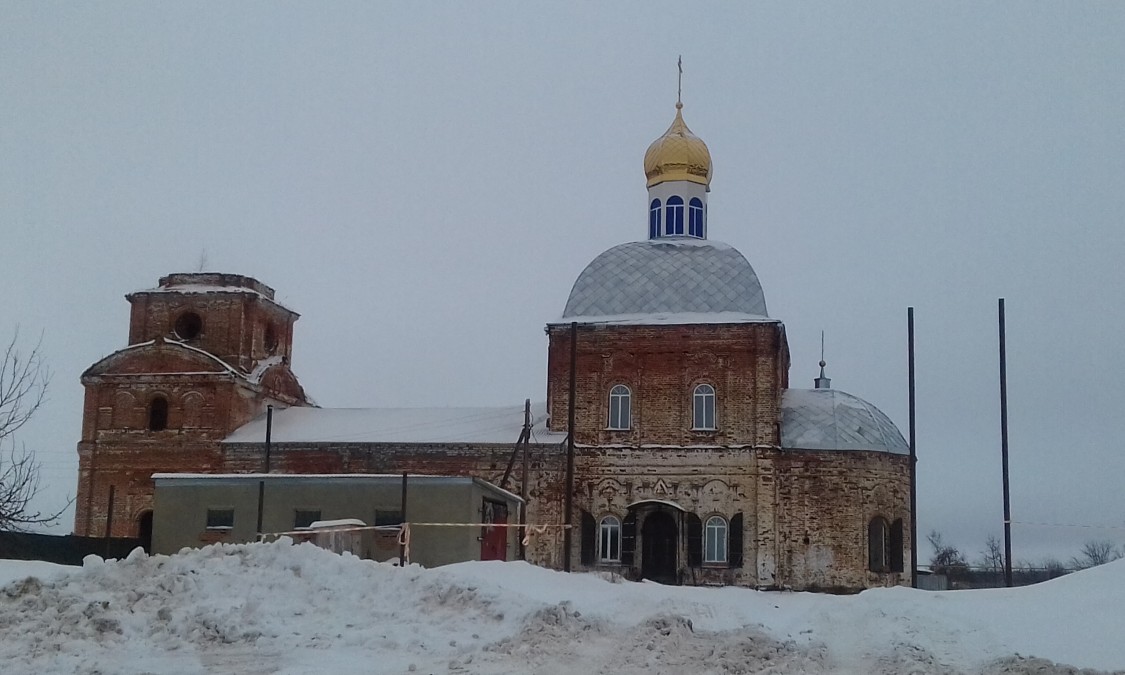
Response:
[255,405,274,536]
[908,307,918,589]
[999,299,1013,587]
[564,322,577,572]
[520,399,531,560]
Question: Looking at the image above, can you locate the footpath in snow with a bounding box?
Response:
[0,540,1122,675]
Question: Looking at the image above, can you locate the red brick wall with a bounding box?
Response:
[545,322,790,446]
[768,449,912,591]
[127,292,296,372]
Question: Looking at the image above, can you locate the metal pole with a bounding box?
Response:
[255,406,274,536]
[264,405,273,472]
[564,321,577,572]
[520,398,531,561]
[999,298,1013,587]
[104,485,116,557]
[399,472,408,566]
[908,307,918,589]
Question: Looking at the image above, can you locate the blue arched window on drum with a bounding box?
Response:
[665,196,684,235]
[688,198,704,238]
[649,199,661,239]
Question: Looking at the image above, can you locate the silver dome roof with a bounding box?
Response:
[561,238,768,320]
[781,388,909,455]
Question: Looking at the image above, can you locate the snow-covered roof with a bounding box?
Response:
[130,273,297,313]
[223,403,566,445]
[781,388,909,454]
[151,473,526,504]
[561,238,768,322]
[548,311,776,327]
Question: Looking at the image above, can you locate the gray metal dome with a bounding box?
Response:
[561,238,768,320]
[781,388,909,455]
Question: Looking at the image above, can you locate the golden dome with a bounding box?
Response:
[643,103,712,188]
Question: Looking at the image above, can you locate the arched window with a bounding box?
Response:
[182,392,204,428]
[704,516,728,563]
[868,516,890,572]
[688,198,704,238]
[665,196,684,235]
[608,385,631,430]
[148,396,168,432]
[599,515,621,562]
[692,384,716,430]
[649,199,661,239]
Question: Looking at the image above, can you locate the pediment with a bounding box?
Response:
[82,341,235,379]
[256,363,308,404]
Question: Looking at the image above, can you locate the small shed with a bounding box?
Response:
[151,474,523,568]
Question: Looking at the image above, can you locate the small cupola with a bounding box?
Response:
[643,102,712,189]
[644,102,712,241]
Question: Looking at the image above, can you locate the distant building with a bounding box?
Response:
[74,100,910,590]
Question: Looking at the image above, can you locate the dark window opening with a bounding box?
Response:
[137,511,154,553]
[294,509,321,529]
[869,516,890,572]
[206,508,234,529]
[264,324,278,354]
[890,519,905,573]
[728,513,744,569]
[621,513,637,566]
[649,199,661,239]
[148,396,168,431]
[686,512,703,568]
[174,312,203,341]
[580,511,596,566]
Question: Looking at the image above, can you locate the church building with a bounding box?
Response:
[73,98,911,592]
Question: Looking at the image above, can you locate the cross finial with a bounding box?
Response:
[677,55,683,109]
[815,331,832,389]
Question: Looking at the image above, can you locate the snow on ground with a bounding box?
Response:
[0,541,1122,674]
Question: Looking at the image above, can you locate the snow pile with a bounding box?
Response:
[1,541,1123,674]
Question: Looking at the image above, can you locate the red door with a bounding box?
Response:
[480,500,508,561]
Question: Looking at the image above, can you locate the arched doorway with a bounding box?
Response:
[641,511,678,584]
[137,511,153,553]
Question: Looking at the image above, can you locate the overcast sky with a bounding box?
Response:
[3,3,1123,565]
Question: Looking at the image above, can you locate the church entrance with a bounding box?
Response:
[641,511,678,584]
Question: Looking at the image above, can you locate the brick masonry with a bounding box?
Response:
[75,274,911,592]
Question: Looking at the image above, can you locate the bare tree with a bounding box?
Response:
[978,534,1004,573]
[1070,540,1122,570]
[927,530,969,578]
[0,329,64,530]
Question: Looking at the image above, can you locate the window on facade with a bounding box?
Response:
[264,323,279,354]
[294,509,321,529]
[608,384,631,430]
[692,384,716,430]
[206,508,234,530]
[174,311,203,341]
[649,199,662,239]
[599,515,621,562]
[148,396,168,431]
[890,518,905,573]
[704,516,728,563]
[665,196,684,235]
[688,198,704,238]
[868,516,890,572]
